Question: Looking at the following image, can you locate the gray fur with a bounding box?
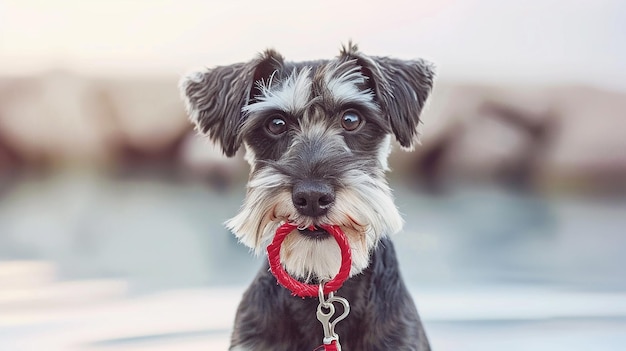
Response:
[180,43,434,350]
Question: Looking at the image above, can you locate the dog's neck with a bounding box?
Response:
[231,237,430,350]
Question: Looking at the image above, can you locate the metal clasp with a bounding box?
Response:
[316,283,350,350]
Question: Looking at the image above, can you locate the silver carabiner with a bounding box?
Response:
[316,283,350,350]
[316,299,338,344]
[317,283,337,343]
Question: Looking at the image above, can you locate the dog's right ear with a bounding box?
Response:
[179,50,284,157]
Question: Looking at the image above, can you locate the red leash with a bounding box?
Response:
[267,223,352,297]
[267,223,352,350]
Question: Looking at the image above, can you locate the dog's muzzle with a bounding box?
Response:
[292,179,335,217]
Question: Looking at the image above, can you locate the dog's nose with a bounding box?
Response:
[292,180,335,217]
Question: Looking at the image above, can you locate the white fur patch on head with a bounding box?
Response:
[323,60,377,110]
[243,67,313,115]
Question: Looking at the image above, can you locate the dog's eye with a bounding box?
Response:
[267,116,287,135]
[341,111,362,131]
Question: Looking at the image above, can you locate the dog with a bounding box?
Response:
[180,43,434,351]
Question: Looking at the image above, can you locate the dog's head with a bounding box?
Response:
[180,43,434,282]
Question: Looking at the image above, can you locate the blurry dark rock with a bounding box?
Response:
[411,100,558,192]
[1,72,625,194]
[0,71,244,190]
[0,71,119,166]
[395,83,626,194]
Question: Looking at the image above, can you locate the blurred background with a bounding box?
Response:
[1,0,625,350]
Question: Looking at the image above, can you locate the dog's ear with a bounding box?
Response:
[179,50,284,156]
[340,43,435,149]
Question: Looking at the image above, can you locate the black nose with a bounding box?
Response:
[292,180,335,217]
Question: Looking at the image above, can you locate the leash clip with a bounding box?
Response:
[316,283,350,351]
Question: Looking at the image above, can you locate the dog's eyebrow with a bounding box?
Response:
[314,61,379,113]
[243,67,313,116]
[323,61,367,95]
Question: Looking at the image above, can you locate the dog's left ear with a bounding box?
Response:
[179,50,284,156]
[340,44,435,149]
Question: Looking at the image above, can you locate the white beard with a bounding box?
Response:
[225,167,403,281]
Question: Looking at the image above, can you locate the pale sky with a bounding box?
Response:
[1,0,625,90]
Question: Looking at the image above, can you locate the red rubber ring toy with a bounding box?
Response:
[267,223,352,298]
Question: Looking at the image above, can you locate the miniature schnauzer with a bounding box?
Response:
[180,43,434,351]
